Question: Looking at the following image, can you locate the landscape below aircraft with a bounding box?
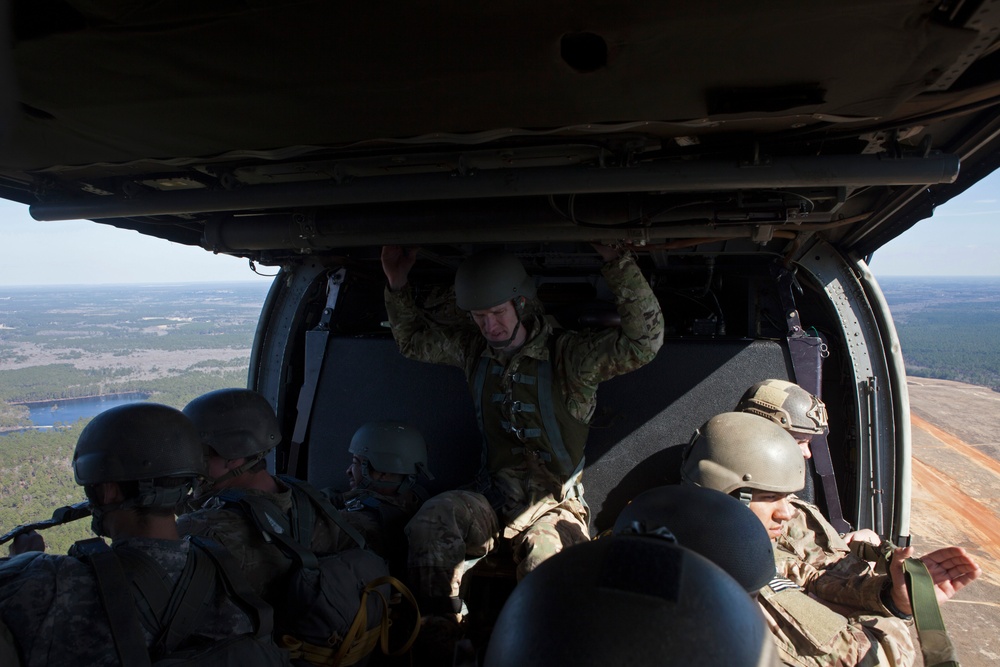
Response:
[3,0,1000,658]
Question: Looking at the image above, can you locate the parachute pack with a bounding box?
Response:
[216,476,419,666]
[73,536,290,667]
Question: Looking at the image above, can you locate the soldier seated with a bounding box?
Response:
[177,388,366,604]
[0,403,287,666]
[736,382,982,626]
[333,421,433,576]
[681,411,982,667]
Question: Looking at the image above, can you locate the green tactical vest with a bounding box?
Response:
[470,333,590,496]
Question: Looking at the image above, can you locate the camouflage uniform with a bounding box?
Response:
[178,476,360,604]
[0,537,255,667]
[776,497,915,666]
[335,484,428,575]
[386,253,663,598]
[759,575,899,667]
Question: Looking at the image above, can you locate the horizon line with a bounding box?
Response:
[2,274,1000,289]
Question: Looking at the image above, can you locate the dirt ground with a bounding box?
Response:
[905,378,1000,667]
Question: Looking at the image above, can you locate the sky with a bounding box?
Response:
[1,169,999,286]
[870,168,1000,276]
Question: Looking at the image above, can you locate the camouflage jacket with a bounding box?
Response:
[0,537,254,667]
[336,485,427,562]
[178,476,360,604]
[385,253,663,525]
[776,497,894,616]
[385,253,663,424]
[759,575,894,667]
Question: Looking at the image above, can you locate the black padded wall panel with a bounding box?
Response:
[306,336,791,536]
[584,339,792,532]
[306,336,481,495]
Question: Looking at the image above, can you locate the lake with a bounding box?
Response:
[15,393,151,430]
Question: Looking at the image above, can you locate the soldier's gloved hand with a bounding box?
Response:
[381,245,420,290]
[591,243,621,263]
[9,530,45,556]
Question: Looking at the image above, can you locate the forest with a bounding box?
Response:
[0,282,265,553]
[0,368,248,554]
[880,277,1000,392]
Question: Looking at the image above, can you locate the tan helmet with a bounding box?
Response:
[349,421,433,479]
[680,412,805,496]
[454,249,536,311]
[735,379,828,436]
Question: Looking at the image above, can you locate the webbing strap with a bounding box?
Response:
[500,421,542,438]
[279,575,420,666]
[113,546,174,635]
[76,538,154,667]
[153,545,216,655]
[472,355,493,488]
[280,476,367,550]
[773,262,849,532]
[903,558,961,667]
[560,456,587,502]
[472,341,575,477]
[491,394,537,413]
[535,351,573,475]
[192,537,274,640]
[217,489,319,569]
[290,483,316,547]
[288,269,345,477]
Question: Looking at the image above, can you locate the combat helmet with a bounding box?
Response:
[183,388,280,492]
[736,379,828,436]
[680,412,805,501]
[614,485,775,594]
[454,249,536,311]
[483,536,780,667]
[349,421,433,493]
[73,402,205,535]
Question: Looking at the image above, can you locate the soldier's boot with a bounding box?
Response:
[412,596,465,666]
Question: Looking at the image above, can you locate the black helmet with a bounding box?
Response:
[454,249,536,311]
[74,403,205,534]
[183,388,281,459]
[736,379,828,436]
[483,536,779,667]
[73,402,205,485]
[613,485,775,594]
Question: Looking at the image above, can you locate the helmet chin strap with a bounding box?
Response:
[359,459,414,495]
[195,450,269,498]
[486,297,526,349]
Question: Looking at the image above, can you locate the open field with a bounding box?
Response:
[0,340,250,378]
[906,378,1000,667]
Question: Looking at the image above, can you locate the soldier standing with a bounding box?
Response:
[0,403,287,666]
[381,244,664,630]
